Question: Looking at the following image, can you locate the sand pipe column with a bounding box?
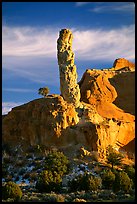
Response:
[57,29,80,107]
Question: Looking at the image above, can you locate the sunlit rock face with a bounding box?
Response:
[113,58,135,71]
[57,29,81,108]
[2,28,135,158]
[2,95,80,148]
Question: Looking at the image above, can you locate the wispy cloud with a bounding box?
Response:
[2,55,59,85]
[2,24,135,86]
[3,88,35,93]
[2,25,135,61]
[90,2,135,13]
[2,26,58,57]
[75,2,91,7]
[72,24,135,61]
[2,102,24,115]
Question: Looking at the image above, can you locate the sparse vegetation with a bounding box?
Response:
[113,171,133,193]
[38,86,49,97]
[124,165,135,187]
[68,172,102,192]
[2,181,22,201]
[106,145,124,169]
[36,170,62,193]
[101,169,115,189]
[2,146,135,202]
[44,150,69,176]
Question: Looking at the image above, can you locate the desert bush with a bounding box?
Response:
[113,171,133,193]
[101,169,115,189]
[38,87,49,97]
[44,150,69,176]
[43,193,65,202]
[68,173,102,192]
[88,175,102,191]
[68,173,88,192]
[106,145,124,169]
[36,170,62,193]
[2,181,22,201]
[124,165,135,187]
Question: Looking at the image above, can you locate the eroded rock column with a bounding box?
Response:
[57,29,80,107]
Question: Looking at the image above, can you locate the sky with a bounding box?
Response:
[2,2,135,115]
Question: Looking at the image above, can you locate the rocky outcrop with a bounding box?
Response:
[2,29,135,158]
[109,72,135,115]
[78,60,135,115]
[112,58,135,71]
[57,29,80,107]
[78,69,117,105]
[2,95,79,148]
[2,96,135,158]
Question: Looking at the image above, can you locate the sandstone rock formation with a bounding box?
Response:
[78,62,135,115]
[57,29,80,107]
[113,58,135,71]
[109,72,135,115]
[2,29,135,158]
[2,95,79,148]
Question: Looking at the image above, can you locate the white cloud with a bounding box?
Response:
[2,25,135,61]
[3,88,35,93]
[2,102,24,115]
[90,2,135,13]
[2,26,58,57]
[2,24,135,86]
[75,2,91,7]
[72,25,135,61]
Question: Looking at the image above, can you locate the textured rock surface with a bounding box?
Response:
[78,60,135,115]
[2,28,135,158]
[2,96,135,158]
[109,72,135,115]
[78,69,117,105]
[2,95,79,148]
[57,29,80,107]
[113,58,135,71]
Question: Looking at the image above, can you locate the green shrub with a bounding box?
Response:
[106,145,124,169]
[38,87,49,97]
[101,169,115,189]
[44,193,65,202]
[68,173,88,192]
[88,175,102,191]
[113,171,133,193]
[68,173,102,192]
[36,170,62,193]
[2,181,22,201]
[44,151,69,176]
[124,165,135,188]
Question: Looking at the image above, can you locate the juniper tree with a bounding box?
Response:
[106,145,124,170]
[38,87,49,97]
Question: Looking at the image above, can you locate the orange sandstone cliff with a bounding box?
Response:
[2,29,135,158]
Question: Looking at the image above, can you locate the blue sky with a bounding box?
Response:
[2,2,135,114]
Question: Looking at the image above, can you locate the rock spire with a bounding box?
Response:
[57,29,80,107]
